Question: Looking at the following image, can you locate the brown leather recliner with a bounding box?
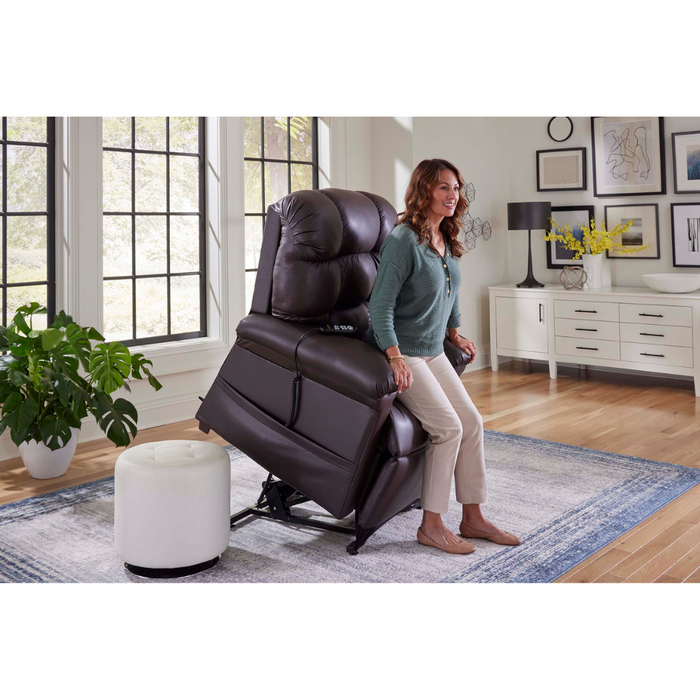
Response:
[196,188,471,553]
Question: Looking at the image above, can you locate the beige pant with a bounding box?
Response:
[396,352,487,514]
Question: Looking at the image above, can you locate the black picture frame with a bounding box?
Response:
[546,205,594,269]
[671,203,700,267]
[672,130,700,195]
[604,204,660,259]
[591,117,666,198]
[536,147,587,192]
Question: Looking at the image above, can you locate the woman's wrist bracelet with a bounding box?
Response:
[387,354,404,363]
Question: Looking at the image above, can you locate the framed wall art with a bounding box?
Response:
[545,205,594,269]
[671,203,700,267]
[672,131,700,194]
[536,148,586,192]
[591,117,666,198]
[604,204,660,259]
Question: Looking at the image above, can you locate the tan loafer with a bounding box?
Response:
[459,523,521,546]
[417,527,476,554]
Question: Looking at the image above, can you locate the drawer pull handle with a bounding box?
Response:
[576,346,598,351]
[539,303,543,323]
[640,332,664,337]
[640,352,665,358]
[575,309,597,313]
[639,313,663,318]
[575,328,597,332]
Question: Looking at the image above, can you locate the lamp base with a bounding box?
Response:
[516,276,545,288]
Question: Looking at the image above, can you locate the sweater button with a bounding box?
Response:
[443,264,447,268]
[446,277,450,281]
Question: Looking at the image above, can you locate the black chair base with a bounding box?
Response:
[124,556,221,579]
[230,474,421,555]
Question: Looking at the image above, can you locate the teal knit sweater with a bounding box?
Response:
[364,223,461,357]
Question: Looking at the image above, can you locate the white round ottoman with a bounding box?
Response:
[114,440,231,578]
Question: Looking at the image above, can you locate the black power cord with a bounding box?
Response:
[285,324,357,428]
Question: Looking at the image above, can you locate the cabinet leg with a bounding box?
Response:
[491,350,499,372]
[549,360,557,380]
[695,376,700,398]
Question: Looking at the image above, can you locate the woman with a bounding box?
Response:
[365,159,521,554]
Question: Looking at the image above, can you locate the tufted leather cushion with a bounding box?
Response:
[268,189,396,336]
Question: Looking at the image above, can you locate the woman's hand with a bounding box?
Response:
[390,358,413,393]
[451,334,477,364]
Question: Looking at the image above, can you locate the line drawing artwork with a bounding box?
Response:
[689,218,700,253]
[602,120,654,187]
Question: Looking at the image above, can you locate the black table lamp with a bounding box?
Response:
[508,201,552,288]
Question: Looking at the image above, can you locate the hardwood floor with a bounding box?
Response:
[2,359,700,583]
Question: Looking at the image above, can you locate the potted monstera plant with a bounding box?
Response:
[0,302,162,479]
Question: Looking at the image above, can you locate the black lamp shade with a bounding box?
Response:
[508,202,552,231]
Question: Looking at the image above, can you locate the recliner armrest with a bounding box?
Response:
[235,314,396,408]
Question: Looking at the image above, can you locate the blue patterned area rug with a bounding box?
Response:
[2,431,700,583]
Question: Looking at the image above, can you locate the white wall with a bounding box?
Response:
[507,117,700,285]
[369,117,512,368]
[367,116,700,369]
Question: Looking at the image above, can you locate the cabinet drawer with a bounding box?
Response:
[620,342,693,368]
[554,299,619,322]
[619,303,692,327]
[555,318,620,341]
[556,336,620,360]
[620,323,693,348]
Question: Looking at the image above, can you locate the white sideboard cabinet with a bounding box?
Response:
[489,284,700,396]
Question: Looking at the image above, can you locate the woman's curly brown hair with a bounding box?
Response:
[396,158,467,258]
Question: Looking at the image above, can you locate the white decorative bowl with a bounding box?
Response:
[642,273,700,294]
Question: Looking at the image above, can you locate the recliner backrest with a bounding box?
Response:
[250,188,397,337]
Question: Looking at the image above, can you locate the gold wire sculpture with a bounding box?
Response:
[560,266,587,290]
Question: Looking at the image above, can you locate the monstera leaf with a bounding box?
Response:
[40,415,73,451]
[93,394,138,447]
[2,393,38,434]
[88,343,131,393]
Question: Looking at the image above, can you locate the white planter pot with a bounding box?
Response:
[582,254,611,290]
[18,428,80,480]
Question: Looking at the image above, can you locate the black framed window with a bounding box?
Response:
[1,117,55,328]
[102,117,206,346]
[243,117,318,310]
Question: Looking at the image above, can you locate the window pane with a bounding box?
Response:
[245,216,263,270]
[264,162,289,208]
[103,151,132,211]
[170,117,199,153]
[245,271,257,313]
[245,161,262,213]
[7,216,47,283]
[244,117,261,158]
[104,279,133,341]
[171,276,200,334]
[135,153,167,212]
[103,117,132,148]
[135,117,166,151]
[7,285,48,330]
[291,163,313,192]
[290,117,313,162]
[135,216,167,275]
[170,155,199,212]
[136,277,167,338]
[170,216,199,273]
[264,117,288,159]
[103,215,132,277]
[6,117,47,143]
[7,145,47,212]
